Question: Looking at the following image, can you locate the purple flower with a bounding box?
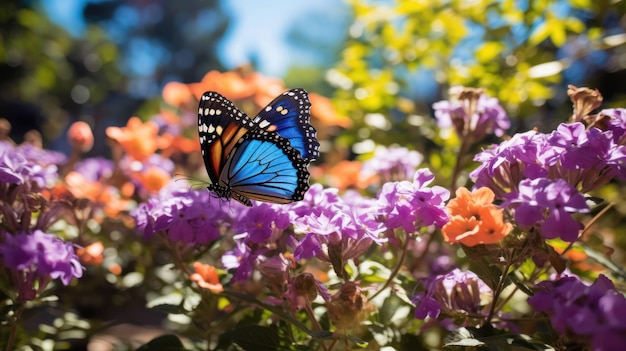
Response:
[0,149,58,188]
[528,275,626,350]
[0,151,27,184]
[470,130,550,198]
[504,178,588,242]
[120,154,175,175]
[603,108,626,144]
[293,194,386,275]
[434,91,510,142]
[15,143,66,166]
[412,268,491,323]
[546,123,611,170]
[551,123,626,191]
[233,203,291,244]
[376,169,449,234]
[472,122,626,197]
[361,146,423,182]
[222,240,258,282]
[286,183,342,218]
[131,183,230,244]
[0,230,83,287]
[74,157,114,182]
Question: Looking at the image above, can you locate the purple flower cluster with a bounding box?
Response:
[74,157,115,182]
[505,178,589,242]
[376,169,449,234]
[134,167,450,286]
[528,275,626,351]
[361,146,424,182]
[0,141,62,189]
[131,183,230,244]
[472,117,626,197]
[433,90,510,142]
[222,202,295,281]
[412,268,491,323]
[0,230,83,300]
[291,185,386,274]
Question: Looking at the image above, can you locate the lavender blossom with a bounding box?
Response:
[0,148,58,188]
[434,89,510,142]
[131,183,232,244]
[376,169,449,234]
[0,230,83,290]
[293,192,386,277]
[74,157,115,182]
[504,178,589,242]
[361,146,423,182]
[528,275,626,351]
[412,268,491,323]
[470,130,550,198]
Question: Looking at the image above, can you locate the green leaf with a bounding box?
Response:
[150,304,188,315]
[444,327,556,350]
[347,334,369,348]
[475,42,505,63]
[443,328,486,348]
[230,325,280,351]
[135,335,185,351]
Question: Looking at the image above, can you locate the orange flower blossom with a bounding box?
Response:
[105,117,166,162]
[190,262,224,293]
[442,187,512,246]
[76,242,104,266]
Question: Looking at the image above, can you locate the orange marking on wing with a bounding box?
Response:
[223,126,249,157]
[209,142,223,177]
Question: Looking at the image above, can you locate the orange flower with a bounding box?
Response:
[446,187,494,218]
[76,242,104,266]
[191,70,255,101]
[162,81,193,108]
[64,171,130,217]
[442,187,511,246]
[159,133,200,159]
[322,160,372,190]
[106,117,162,162]
[244,72,286,107]
[133,166,171,194]
[67,121,94,153]
[190,262,223,293]
[309,93,352,128]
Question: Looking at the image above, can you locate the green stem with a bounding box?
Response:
[484,258,513,326]
[5,304,24,351]
[450,137,471,191]
[369,229,410,301]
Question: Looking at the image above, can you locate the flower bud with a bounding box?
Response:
[68,121,94,153]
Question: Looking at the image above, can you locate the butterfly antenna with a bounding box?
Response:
[173,173,211,190]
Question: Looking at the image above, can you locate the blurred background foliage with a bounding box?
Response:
[2,0,625,163]
[331,0,626,157]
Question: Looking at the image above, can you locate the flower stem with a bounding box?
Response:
[5,304,24,351]
[484,258,513,326]
[369,229,410,300]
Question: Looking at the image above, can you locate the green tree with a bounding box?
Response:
[0,1,124,144]
[331,0,626,150]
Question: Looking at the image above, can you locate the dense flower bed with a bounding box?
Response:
[1,72,626,350]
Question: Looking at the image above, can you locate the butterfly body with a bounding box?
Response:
[198,89,319,206]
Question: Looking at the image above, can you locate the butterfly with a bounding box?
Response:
[198,89,320,207]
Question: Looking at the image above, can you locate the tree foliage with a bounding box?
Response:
[330,0,626,149]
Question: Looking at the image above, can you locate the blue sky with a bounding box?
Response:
[41,0,348,77]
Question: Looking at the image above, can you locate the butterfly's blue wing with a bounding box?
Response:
[198,91,256,186]
[253,89,320,161]
[198,89,318,207]
[220,131,310,205]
